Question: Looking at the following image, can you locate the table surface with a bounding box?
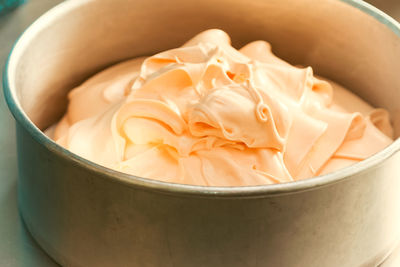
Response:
[0,1,400,266]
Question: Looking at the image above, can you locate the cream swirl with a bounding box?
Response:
[53,29,393,186]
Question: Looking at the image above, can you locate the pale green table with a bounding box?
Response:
[1,1,62,266]
[0,1,399,266]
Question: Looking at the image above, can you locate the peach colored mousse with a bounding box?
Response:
[50,29,393,186]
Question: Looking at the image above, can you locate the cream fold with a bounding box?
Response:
[53,29,393,186]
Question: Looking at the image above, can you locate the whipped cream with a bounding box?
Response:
[52,29,393,186]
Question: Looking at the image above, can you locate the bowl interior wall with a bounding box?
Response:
[10,0,400,137]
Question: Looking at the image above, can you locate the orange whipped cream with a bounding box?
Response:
[52,29,393,186]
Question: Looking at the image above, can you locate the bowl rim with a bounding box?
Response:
[3,0,400,198]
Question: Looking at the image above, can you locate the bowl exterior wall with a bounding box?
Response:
[16,123,400,267]
[6,0,400,266]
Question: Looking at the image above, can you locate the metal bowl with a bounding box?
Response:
[3,0,400,266]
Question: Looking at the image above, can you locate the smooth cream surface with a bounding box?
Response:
[53,29,393,186]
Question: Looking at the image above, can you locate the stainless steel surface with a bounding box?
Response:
[1,0,400,266]
[0,1,61,266]
[366,0,400,19]
[381,241,400,267]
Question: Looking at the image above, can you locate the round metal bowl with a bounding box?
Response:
[3,0,400,266]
